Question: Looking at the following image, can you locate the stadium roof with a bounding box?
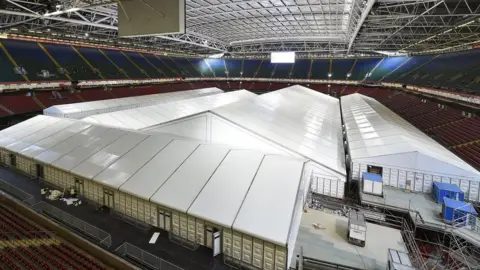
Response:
[212,85,346,178]
[82,90,256,130]
[342,93,480,181]
[43,87,223,119]
[0,114,306,247]
[1,0,479,55]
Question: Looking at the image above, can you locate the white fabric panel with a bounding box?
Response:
[342,94,480,182]
[398,170,406,189]
[414,173,423,192]
[213,85,346,178]
[35,125,109,164]
[468,182,479,201]
[71,132,148,179]
[82,90,255,130]
[390,168,398,187]
[0,116,63,148]
[44,87,224,119]
[423,174,433,192]
[151,145,230,213]
[233,155,304,246]
[51,128,126,170]
[0,115,47,139]
[6,119,76,153]
[94,135,173,189]
[441,177,451,184]
[382,167,390,185]
[20,122,91,158]
[460,179,470,194]
[188,150,264,228]
[119,140,198,200]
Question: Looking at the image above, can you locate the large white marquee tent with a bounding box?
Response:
[43,87,223,119]
[126,85,347,199]
[0,115,308,270]
[342,93,480,202]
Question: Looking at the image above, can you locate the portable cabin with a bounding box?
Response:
[347,211,367,247]
[387,249,415,270]
[362,172,383,196]
[432,182,464,204]
[442,197,478,227]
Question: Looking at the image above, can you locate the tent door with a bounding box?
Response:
[213,231,221,257]
[158,210,171,232]
[206,226,213,248]
[9,154,16,167]
[36,164,44,179]
[74,178,84,195]
[103,189,114,208]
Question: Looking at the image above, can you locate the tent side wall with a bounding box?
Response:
[223,228,288,270]
[351,160,480,202]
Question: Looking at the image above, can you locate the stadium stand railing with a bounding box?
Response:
[115,242,183,270]
[32,201,112,248]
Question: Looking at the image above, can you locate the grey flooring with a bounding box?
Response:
[361,187,445,228]
[292,209,407,270]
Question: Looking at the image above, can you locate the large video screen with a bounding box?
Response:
[271,52,295,63]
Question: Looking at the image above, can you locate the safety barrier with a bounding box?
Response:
[115,242,183,270]
[32,201,112,248]
[0,178,35,206]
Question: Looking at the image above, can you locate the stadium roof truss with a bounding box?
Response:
[0,0,479,55]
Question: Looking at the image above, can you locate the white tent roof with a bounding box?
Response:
[82,90,256,130]
[150,144,231,213]
[0,115,306,246]
[342,94,480,180]
[187,150,264,228]
[43,87,223,118]
[213,85,346,177]
[232,155,305,246]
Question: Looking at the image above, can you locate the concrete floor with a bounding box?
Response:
[292,209,407,270]
[361,186,444,228]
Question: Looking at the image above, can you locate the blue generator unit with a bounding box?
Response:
[432,182,464,204]
[442,197,477,226]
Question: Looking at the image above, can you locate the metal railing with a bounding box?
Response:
[0,178,36,205]
[115,242,183,270]
[32,201,112,248]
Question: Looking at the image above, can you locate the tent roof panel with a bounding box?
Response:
[0,117,63,148]
[44,88,224,117]
[51,128,127,170]
[0,115,48,139]
[6,118,76,153]
[83,90,256,131]
[232,155,304,246]
[93,135,173,189]
[20,121,92,158]
[71,132,149,179]
[34,125,108,164]
[150,144,230,213]
[187,150,264,228]
[212,85,346,177]
[119,139,199,200]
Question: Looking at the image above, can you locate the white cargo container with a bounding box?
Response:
[347,212,367,247]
